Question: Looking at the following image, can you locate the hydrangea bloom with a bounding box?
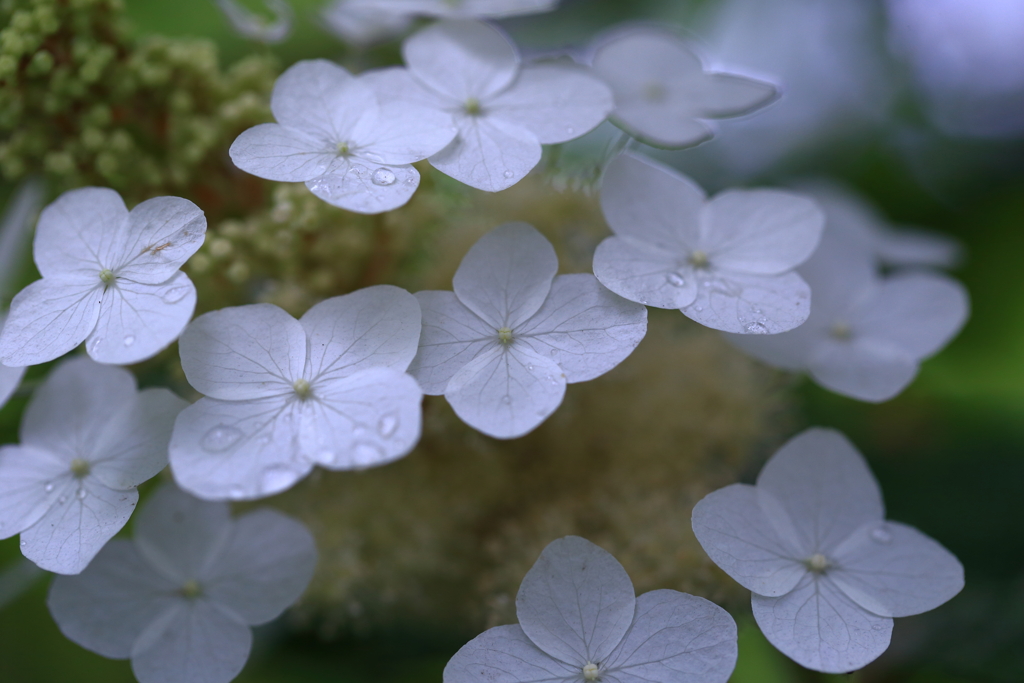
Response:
[0,357,186,574]
[48,483,317,683]
[363,20,613,192]
[345,0,558,19]
[593,152,824,334]
[229,59,457,214]
[446,535,737,683]
[692,428,964,673]
[727,229,969,401]
[170,286,423,500]
[214,0,292,43]
[0,187,205,367]
[408,223,647,439]
[590,26,777,148]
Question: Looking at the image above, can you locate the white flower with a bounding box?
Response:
[590,26,777,148]
[345,0,558,19]
[320,0,413,46]
[0,357,186,574]
[446,535,738,683]
[0,187,205,367]
[692,428,964,673]
[229,59,457,214]
[170,286,423,500]
[726,229,969,401]
[47,483,317,683]
[362,20,614,192]
[593,152,824,334]
[214,0,293,44]
[408,223,647,439]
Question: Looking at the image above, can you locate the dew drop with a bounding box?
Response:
[260,466,296,495]
[526,363,535,371]
[502,170,514,179]
[870,526,892,544]
[353,442,386,466]
[228,485,246,499]
[161,286,191,304]
[20,540,26,547]
[76,488,87,500]
[665,273,685,287]
[744,321,769,334]
[44,483,54,493]
[123,334,135,347]
[200,425,243,452]
[371,168,397,186]
[377,413,399,438]
[566,125,575,135]
[501,395,511,404]
[694,305,703,312]
[88,337,104,353]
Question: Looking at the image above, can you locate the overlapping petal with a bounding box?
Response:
[113,196,206,284]
[229,124,337,182]
[407,290,497,395]
[402,19,519,101]
[0,277,102,367]
[33,187,127,278]
[270,59,375,142]
[429,115,542,192]
[444,624,576,683]
[682,270,811,334]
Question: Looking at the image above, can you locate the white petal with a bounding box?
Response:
[516,536,635,666]
[453,222,557,329]
[516,274,647,383]
[692,73,779,117]
[446,344,565,439]
[700,190,824,275]
[0,445,74,539]
[130,599,252,683]
[682,270,811,335]
[300,367,423,469]
[321,1,412,45]
[360,66,453,112]
[600,153,705,251]
[0,178,44,300]
[170,397,312,501]
[603,590,738,683]
[270,59,375,143]
[306,162,420,214]
[613,111,713,149]
[690,484,806,597]
[0,277,101,367]
[0,362,25,409]
[807,337,918,403]
[830,521,964,618]
[20,479,139,574]
[88,272,197,365]
[407,290,496,395]
[350,99,457,164]
[89,389,187,490]
[487,63,613,144]
[852,272,969,360]
[723,323,818,372]
[33,187,128,279]
[113,197,206,284]
[133,484,233,583]
[751,574,892,674]
[47,540,179,658]
[229,123,336,182]
[757,428,884,555]
[215,0,292,43]
[876,227,962,269]
[443,624,577,683]
[403,20,518,101]
[592,27,703,104]
[203,508,317,625]
[429,115,542,192]
[179,303,304,401]
[592,237,699,310]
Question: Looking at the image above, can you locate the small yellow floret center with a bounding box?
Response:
[70,458,91,478]
[807,553,829,573]
[643,81,667,102]
[464,97,482,116]
[497,327,514,345]
[180,579,202,599]
[99,269,115,284]
[337,141,350,156]
[830,322,853,340]
[583,663,600,681]
[689,250,709,268]
[293,378,312,399]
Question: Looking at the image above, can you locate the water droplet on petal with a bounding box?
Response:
[77,488,87,500]
[260,466,296,495]
[694,305,703,312]
[377,413,399,438]
[44,483,54,493]
[665,273,685,287]
[566,126,575,135]
[744,322,768,334]
[88,337,103,353]
[870,526,892,544]
[353,442,386,466]
[161,286,190,304]
[526,363,535,371]
[201,425,243,452]
[123,335,135,347]
[501,395,511,404]
[371,168,397,186]
[20,540,26,547]
[228,485,246,499]
[502,170,514,179]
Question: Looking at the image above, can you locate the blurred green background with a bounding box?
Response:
[1,0,1022,681]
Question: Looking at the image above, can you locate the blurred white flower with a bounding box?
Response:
[364,20,613,192]
[170,286,423,500]
[593,152,823,334]
[48,483,317,683]
[0,187,205,367]
[692,428,964,673]
[213,0,293,44]
[589,26,777,148]
[446,535,737,683]
[230,59,457,214]
[320,0,412,46]
[408,222,646,439]
[0,357,186,574]
[346,0,557,20]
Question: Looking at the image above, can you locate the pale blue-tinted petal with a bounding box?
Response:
[33,187,128,279]
[446,343,565,439]
[0,178,44,300]
[47,540,179,658]
[321,0,412,45]
[0,445,74,539]
[603,590,737,683]
[403,20,518,101]
[88,272,197,365]
[751,574,892,674]
[229,123,336,182]
[682,270,811,335]
[305,162,420,214]
[203,508,317,624]
[723,323,818,372]
[179,303,304,400]
[756,428,884,556]
[452,223,557,329]
[487,63,613,144]
[0,361,25,409]
[0,277,101,367]
[694,73,779,117]
[351,0,557,19]
[349,99,457,164]
[130,599,252,683]
[270,59,375,143]
[592,237,699,310]
[215,0,292,43]
[829,520,964,618]
[516,274,647,383]
[517,536,635,666]
[360,66,453,111]
[808,336,919,403]
[407,290,496,395]
[113,197,206,284]
[429,114,542,192]
[691,483,806,597]
[443,624,577,683]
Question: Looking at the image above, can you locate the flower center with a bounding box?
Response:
[806,553,829,573]
[99,268,115,284]
[497,327,514,345]
[293,378,312,399]
[688,250,709,268]
[464,97,483,116]
[336,141,351,156]
[642,81,667,102]
[829,321,853,340]
[180,579,202,599]
[583,663,600,681]
[69,458,91,478]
